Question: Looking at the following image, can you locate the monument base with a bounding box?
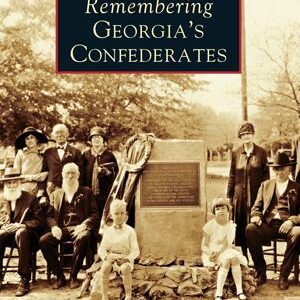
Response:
[90,264,256,300]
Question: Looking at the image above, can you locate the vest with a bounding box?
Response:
[265,185,289,223]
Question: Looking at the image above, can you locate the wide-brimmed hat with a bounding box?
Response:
[15,127,48,149]
[0,168,23,182]
[88,126,107,141]
[238,122,255,138]
[267,151,295,167]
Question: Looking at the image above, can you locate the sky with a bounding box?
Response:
[189,0,300,117]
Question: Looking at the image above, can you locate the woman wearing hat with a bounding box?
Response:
[13,127,48,196]
[227,121,269,258]
[83,126,118,218]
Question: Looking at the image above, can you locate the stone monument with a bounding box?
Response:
[89,140,258,300]
[135,139,207,258]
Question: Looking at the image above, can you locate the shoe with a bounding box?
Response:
[256,273,267,285]
[15,278,29,297]
[69,277,81,289]
[278,276,289,290]
[52,274,66,289]
[237,293,247,300]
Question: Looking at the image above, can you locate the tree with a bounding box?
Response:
[253,25,300,144]
[0,0,209,148]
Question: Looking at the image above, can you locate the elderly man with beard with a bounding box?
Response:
[0,168,42,297]
[39,163,100,289]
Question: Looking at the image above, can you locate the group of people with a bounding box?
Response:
[0,123,140,299]
[12,124,119,213]
[202,121,300,300]
[1,121,300,299]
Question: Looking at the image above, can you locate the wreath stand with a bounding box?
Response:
[99,133,155,234]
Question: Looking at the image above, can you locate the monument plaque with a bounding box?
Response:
[141,162,200,207]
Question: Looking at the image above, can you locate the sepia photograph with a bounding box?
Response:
[0,0,300,299]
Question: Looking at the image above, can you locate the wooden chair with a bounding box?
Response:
[47,241,73,282]
[2,247,37,283]
[263,238,299,283]
[47,240,96,282]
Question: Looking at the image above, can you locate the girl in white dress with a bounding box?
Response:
[202,197,247,300]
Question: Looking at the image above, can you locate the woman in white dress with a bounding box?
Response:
[202,197,247,300]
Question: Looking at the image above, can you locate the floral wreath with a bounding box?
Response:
[122,133,154,173]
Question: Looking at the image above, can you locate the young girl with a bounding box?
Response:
[201,197,247,300]
[98,199,140,300]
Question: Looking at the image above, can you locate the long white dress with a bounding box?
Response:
[202,219,247,267]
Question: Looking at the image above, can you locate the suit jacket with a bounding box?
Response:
[43,143,83,187]
[45,186,100,232]
[291,135,300,181]
[3,191,42,231]
[251,179,300,225]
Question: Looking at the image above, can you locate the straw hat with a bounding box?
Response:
[0,168,23,182]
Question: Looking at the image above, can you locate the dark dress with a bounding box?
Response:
[227,143,269,250]
[83,148,118,218]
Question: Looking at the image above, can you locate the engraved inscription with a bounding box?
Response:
[141,162,200,207]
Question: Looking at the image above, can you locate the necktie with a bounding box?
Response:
[92,156,100,195]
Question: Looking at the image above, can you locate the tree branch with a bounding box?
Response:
[255,100,298,112]
[259,86,296,102]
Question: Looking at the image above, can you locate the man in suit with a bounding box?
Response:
[0,168,42,297]
[43,123,83,197]
[291,126,300,183]
[246,151,300,290]
[39,163,100,289]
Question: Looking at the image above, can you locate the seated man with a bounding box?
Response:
[0,168,42,297]
[246,151,300,290]
[39,163,100,289]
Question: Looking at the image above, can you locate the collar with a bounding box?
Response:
[91,147,105,156]
[10,200,17,212]
[242,143,254,155]
[113,224,124,230]
[64,191,76,203]
[276,179,289,188]
[276,179,289,197]
[23,147,39,154]
[56,143,67,150]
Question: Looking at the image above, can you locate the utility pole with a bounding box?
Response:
[241,0,248,121]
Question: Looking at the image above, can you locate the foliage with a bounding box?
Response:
[0,0,211,149]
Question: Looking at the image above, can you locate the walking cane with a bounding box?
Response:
[0,207,30,289]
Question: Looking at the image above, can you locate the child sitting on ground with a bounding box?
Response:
[98,199,140,300]
[201,197,248,300]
